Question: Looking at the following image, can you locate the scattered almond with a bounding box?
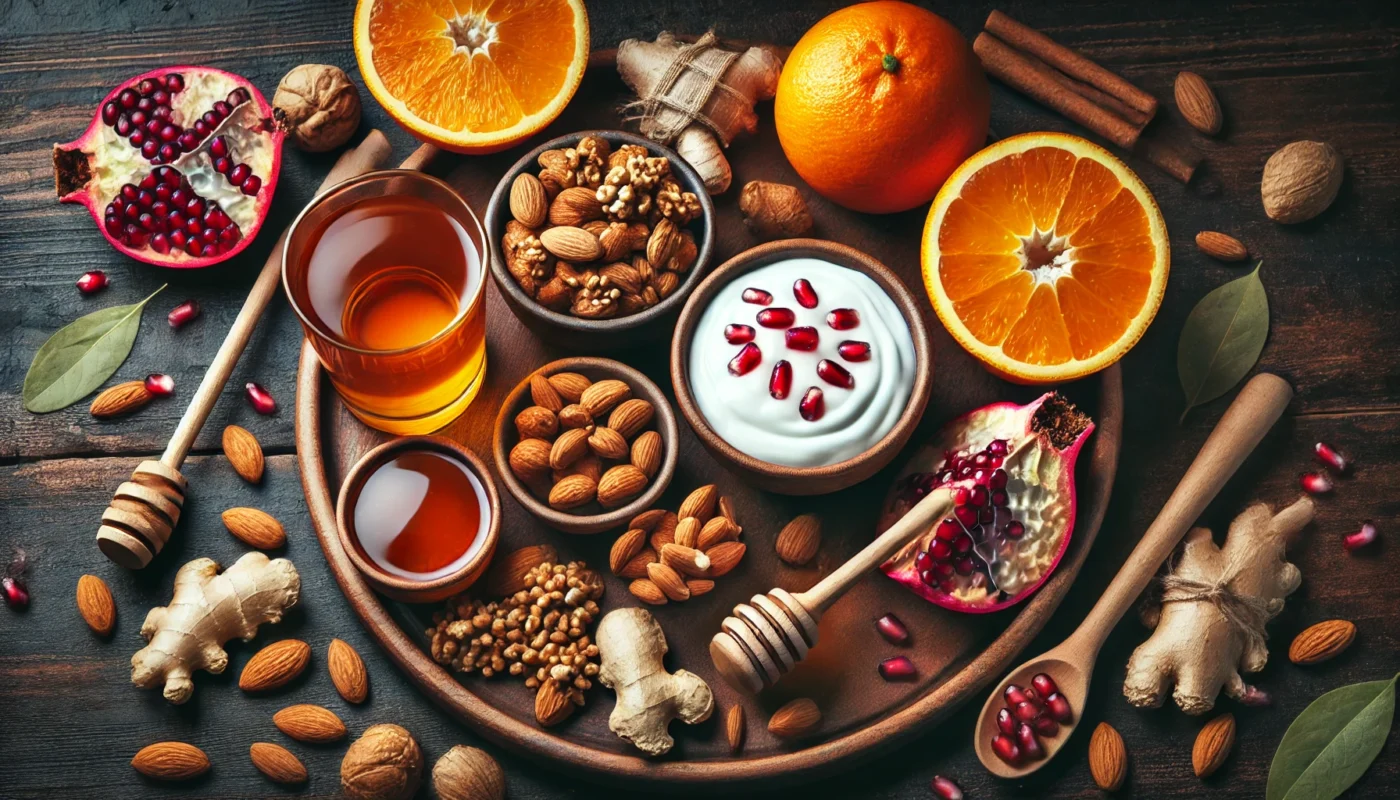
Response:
[508,438,552,482]
[274,703,348,743]
[587,426,629,460]
[1262,140,1343,224]
[674,516,701,549]
[548,474,597,509]
[515,406,558,440]
[549,427,591,470]
[222,506,287,550]
[776,514,822,566]
[547,372,592,403]
[328,638,369,704]
[535,679,575,727]
[529,373,563,412]
[1195,231,1249,262]
[90,380,153,418]
[677,484,717,522]
[580,379,631,417]
[76,573,116,636]
[685,579,715,597]
[597,464,648,508]
[607,398,654,438]
[132,741,210,780]
[1175,71,1222,135]
[1192,713,1235,778]
[631,430,663,478]
[1089,722,1127,791]
[222,424,265,483]
[609,529,647,575]
[239,639,311,692]
[509,172,548,228]
[629,508,668,533]
[660,543,711,578]
[727,705,746,754]
[718,495,737,523]
[697,516,740,551]
[1288,619,1356,665]
[705,541,747,577]
[646,562,690,602]
[628,578,668,605]
[649,512,679,550]
[250,742,308,785]
[768,697,820,738]
[485,544,558,596]
[619,548,658,580]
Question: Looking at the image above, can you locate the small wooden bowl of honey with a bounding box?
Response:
[336,436,500,603]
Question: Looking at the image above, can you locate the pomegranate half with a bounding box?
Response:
[53,66,283,268]
[879,393,1093,613]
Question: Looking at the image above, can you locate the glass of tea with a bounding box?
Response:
[283,170,487,434]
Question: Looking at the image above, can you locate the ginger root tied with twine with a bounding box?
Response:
[131,552,300,703]
[1124,497,1313,714]
[617,32,783,194]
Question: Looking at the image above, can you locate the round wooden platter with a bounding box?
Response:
[295,65,1124,790]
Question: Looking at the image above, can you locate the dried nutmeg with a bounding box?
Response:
[273,64,362,152]
[432,745,505,800]
[740,181,813,240]
[1261,140,1343,224]
[341,723,422,800]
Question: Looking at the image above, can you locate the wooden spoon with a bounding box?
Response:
[974,372,1294,777]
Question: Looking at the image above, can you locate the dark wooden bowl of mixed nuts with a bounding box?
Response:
[485,130,715,351]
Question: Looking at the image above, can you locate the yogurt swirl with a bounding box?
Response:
[689,258,917,468]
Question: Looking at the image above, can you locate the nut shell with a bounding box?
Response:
[739,180,813,239]
[273,64,361,152]
[341,723,422,800]
[432,745,505,800]
[1261,140,1343,224]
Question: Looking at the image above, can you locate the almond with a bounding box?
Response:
[587,426,629,460]
[250,742,308,785]
[697,516,741,551]
[686,579,715,597]
[1089,722,1127,791]
[509,172,548,228]
[274,703,347,743]
[653,270,679,299]
[647,217,681,266]
[630,430,663,478]
[776,514,822,566]
[1192,713,1235,778]
[646,562,690,601]
[549,427,591,470]
[598,228,639,265]
[328,638,369,704]
[628,578,667,605]
[597,464,648,508]
[485,544,558,596]
[718,495,737,523]
[1175,71,1222,135]
[239,639,311,692]
[648,511,679,551]
[540,226,603,262]
[677,484,718,523]
[222,424,265,483]
[557,403,594,429]
[674,516,701,549]
[222,506,287,549]
[619,548,658,580]
[607,398,654,438]
[1288,619,1356,665]
[549,474,596,509]
[90,380,153,418]
[508,438,552,482]
[580,379,631,416]
[609,529,647,575]
[554,453,600,485]
[629,508,668,533]
[727,705,746,754]
[660,543,712,578]
[768,697,820,738]
[1195,231,1249,262]
[529,373,563,412]
[76,573,116,636]
[547,372,592,403]
[132,741,210,780]
[705,541,746,577]
[514,406,558,440]
[548,186,604,227]
[1262,140,1343,224]
[535,680,575,726]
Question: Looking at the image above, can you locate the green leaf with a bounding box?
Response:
[1178,262,1269,422]
[1267,674,1398,800]
[22,285,165,413]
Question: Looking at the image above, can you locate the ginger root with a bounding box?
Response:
[597,607,713,755]
[132,552,300,703]
[1124,497,1313,714]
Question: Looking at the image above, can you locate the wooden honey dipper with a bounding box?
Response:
[94,131,426,569]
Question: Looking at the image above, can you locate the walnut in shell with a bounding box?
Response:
[273,64,362,152]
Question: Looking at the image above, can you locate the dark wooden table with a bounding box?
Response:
[2,1,1397,797]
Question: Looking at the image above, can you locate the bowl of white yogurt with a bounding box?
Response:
[671,239,932,495]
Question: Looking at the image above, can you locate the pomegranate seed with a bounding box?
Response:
[240,175,262,196]
[728,342,762,376]
[143,373,175,396]
[1237,685,1272,706]
[153,104,171,119]
[126,226,148,247]
[185,196,205,218]
[875,613,909,645]
[228,87,251,105]
[194,120,209,137]
[102,101,120,125]
[1,576,29,610]
[757,307,795,328]
[741,287,772,305]
[953,557,974,574]
[129,130,147,148]
[929,539,952,559]
[1004,520,1025,538]
[954,534,973,554]
[1017,722,1044,760]
[1313,441,1352,475]
[1344,521,1378,552]
[202,110,220,127]
[991,489,1009,507]
[150,233,170,254]
[213,100,233,118]
[1300,472,1333,494]
[990,469,1008,490]
[76,270,108,294]
[206,135,229,159]
[988,438,1009,456]
[816,359,855,389]
[170,229,188,249]
[178,131,199,150]
[138,212,158,231]
[769,360,792,399]
[159,124,179,141]
[164,73,185,92]
[1004,684,1030,706]
[130,109,148,127]
[137,78,158,95]
[152,89,169,105]
[793,278,819,308]
[184,237,200,256]
[936,519,960,540]
[219,226,241,245]
[245,382,277,414]
[104,215,123,237]
[1013,700,1040,723]
[991,734,1022,765]
[205,206,230,229]
[919,568,935,586]
[826,307,860,329]
[970,485,989,507]
[878,655,917,681]
[115,116,133,136]
[837,340,871,361]
[979,505,995,525]
[799,387,824,421]
[929,776,963,800]
[1031,674,1058,696]
[997,708,1016,735]
[954,505,978,527]
[167,299,201,329]
[953,487,970,505]
[724,324,754,344]
[1032,714,1059,737]
[159,143,179,162]
[213,156,232,175]
[914,550,933,571]
[1044,692,1073,724]
[145,116,163,134]
[118,88,138,108]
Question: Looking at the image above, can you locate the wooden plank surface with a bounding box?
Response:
[1,0,1398,797]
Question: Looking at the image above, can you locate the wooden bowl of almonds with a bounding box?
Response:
[485,130,715,351]
[493,357,680,534]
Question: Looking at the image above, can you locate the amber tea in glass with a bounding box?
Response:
[284,171,487,434]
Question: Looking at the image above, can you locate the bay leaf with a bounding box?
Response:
[22,285,166,413]
[1267,674,1398,800]
[1178,262,1269,422]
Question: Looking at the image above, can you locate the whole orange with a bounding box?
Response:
[775,1,990,214]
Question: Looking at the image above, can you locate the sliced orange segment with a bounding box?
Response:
[922,132,1169,383]
[354,0,588,154]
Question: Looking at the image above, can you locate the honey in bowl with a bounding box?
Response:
[351,449,489,580]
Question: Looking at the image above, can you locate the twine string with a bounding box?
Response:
[624,31,742,144]
[1155,552,1274,655]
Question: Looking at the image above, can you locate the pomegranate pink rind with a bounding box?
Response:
[879,393,1093,613]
